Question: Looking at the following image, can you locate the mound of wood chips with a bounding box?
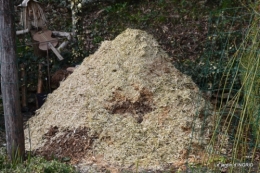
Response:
[25,28,213,171]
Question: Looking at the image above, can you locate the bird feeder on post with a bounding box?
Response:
[16,0,76,106]
[16,0,74,57]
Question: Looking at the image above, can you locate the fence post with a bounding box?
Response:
[0,0,25,160]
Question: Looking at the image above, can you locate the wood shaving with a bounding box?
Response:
[25,28,213,171]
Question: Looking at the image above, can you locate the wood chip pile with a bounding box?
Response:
[25,28,213,171]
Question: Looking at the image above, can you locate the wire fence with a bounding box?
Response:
[188,7,260,172]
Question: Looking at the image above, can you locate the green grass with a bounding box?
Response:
[0,148,77,173]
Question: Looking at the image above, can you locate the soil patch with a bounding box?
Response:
[104,87,154,123]
[36,126,97,164]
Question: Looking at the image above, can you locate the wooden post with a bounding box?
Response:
[20,64,27,111]
[0,0,25,160]
[36,63,44,109]
[37,64,43,94]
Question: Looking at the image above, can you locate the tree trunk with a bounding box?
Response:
[0,0,25,160]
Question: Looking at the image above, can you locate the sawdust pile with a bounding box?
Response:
[25,28,213,170]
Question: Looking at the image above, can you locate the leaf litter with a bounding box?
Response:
[25,28,213,171]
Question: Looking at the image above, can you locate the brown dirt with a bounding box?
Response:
[36,126,97,164]
[51,69,71,88]
[104,87,154,123]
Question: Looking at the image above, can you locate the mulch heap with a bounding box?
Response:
[25,28,213,171]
